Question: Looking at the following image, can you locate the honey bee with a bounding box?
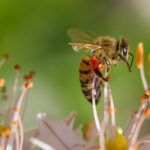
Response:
[67,28,134,105]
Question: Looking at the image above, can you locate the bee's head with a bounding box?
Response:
[116,38,133,72]
[116,38,129,59]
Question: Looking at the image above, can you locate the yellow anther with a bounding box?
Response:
[131,143,138,149]
[0,78,5,87]
[136,43,143,68]
[14,107,19,112]
[145,88,150,96]
[108,107,116,115]
[144,108,150,117]
[25,82,33,88]
[140,94,149,102]
[12,121,19,126]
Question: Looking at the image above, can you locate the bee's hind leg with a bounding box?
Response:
[93,68,110,82]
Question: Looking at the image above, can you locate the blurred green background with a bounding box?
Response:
[0,0,149,132]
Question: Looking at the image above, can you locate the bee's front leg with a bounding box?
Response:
[93,68,110,82]
[90,56,110,82]
[104,57,110,66]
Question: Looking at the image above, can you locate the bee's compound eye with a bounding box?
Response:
[123,47,127,55]
[121,45,127,56]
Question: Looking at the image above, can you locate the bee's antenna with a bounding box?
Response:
[129,52,134,70]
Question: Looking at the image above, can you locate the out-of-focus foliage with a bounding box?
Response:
[0,0,149,131]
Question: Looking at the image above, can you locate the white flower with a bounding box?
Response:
[31,43,150,150]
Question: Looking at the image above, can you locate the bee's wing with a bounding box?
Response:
[67,28,95,42]
[68,42,102,52]
[67,28,99,52]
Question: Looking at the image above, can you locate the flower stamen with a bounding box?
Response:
[145,88,150,96]
[136,43,148,90]
[5,65,20,127]
[14,65,21,71]
[0,78,5,87]
[136,43,143,68]
[108,107,116,115]
[12,121,19,126]
[131,143,138,149]
[144,108,150,117]
[25,82,33,88]
[140,94,149,102]
[13,107,19,112]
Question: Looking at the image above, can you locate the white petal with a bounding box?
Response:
[138,143,150,150]
[138,134,150,150]
[23,128,39,150]
[30,138,56,150]
[37,113,86,150]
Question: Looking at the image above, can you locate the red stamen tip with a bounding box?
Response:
[4,54,9,60]
[14,65,20,71]
[23,75,29,81]
[30,71,35,77]
[140,94,149,102]
[104,76,110,82]
[23,71,35,81]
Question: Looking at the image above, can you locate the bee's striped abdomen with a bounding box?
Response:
[79,55,101,105]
